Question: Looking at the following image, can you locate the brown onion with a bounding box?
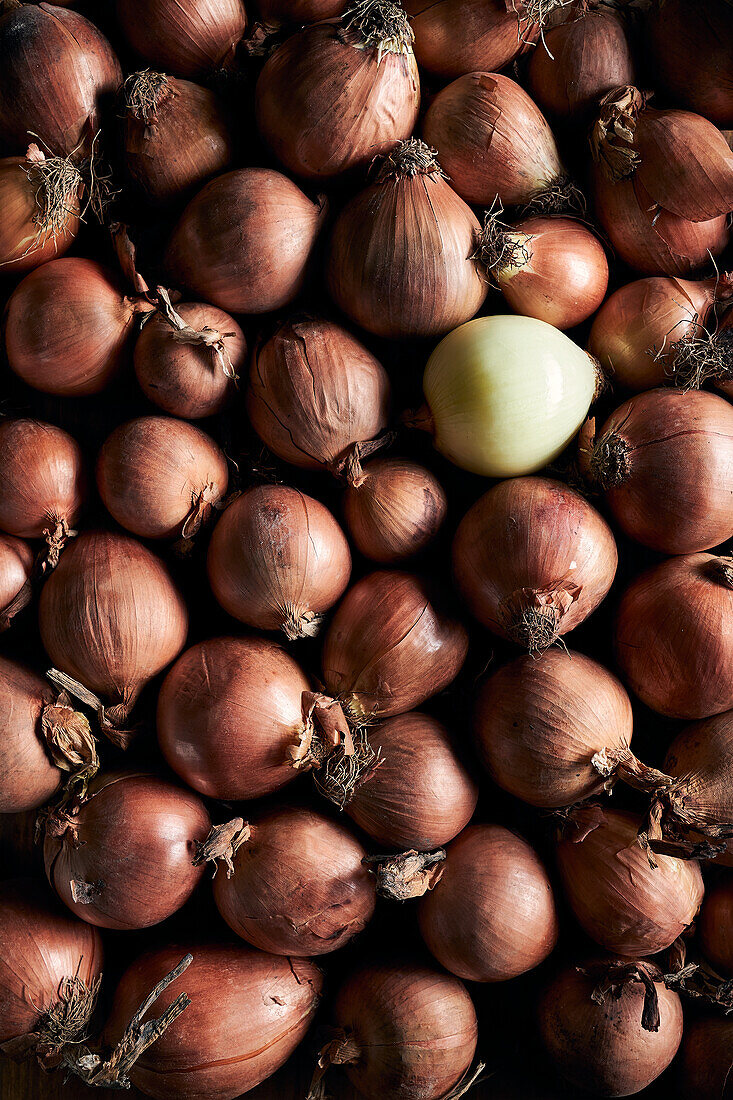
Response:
[555,806,704,956]
[453,476,617,653]
[257,0,346,25]
[96,416,228,540]
[538,958,683,1097]
[39,530,188,741]
[0,536,33,630]
[346,712,477,849]
[328,140,486,339]
[122,71,233,203]
[343,457,447,563]
[679,1017,733,1100]
[115,0,247,78]
[647,0,733,128]
[581,388,733,554]
[248,317,391,479]
[207,485,351,639]
[166,168,326,314]
[0,148,81,273]
[0,657,64,812]
[474,649,633,809]
[212,805,375,955]
[105,943,321,1100]
[5,258,152,396]
[662,711,733,840]
[699,876,733,976]
[0,4,121,156]
[322,570,468,721]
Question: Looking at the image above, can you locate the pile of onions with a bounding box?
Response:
[452,476,617,651]
[646,0,733,128]
[157,635,310,800]
[256,0,419,179]
[5,258,153,396]
[413,316,600,477]
[475,213,608,330]
[121,71,233,203]
[699,876,733,976]
[581,388,733,554]
[322,571,468,721]
[422,72,579,212]
[403,0,541,78]
[327,140,486,339]
[0,536,32,631]
[555,806,704,956]
[309,960,478,1100]
[415,824,558,983]
[0,657,65,813]
[166,168,326,314]
[96,416,229,540]
[247,318,391,479]
[474,649,633,809]
[0,148,82,273]
[134,299,246,419]
[679,1017,733,1100]
[115,0,247,78]
[104,943,322,1099]
[0,879,103,1067]
[538,958,683,1096]
[39,531,188,742]
[207,485,351,639]
[0,3,121,155]
[346,712,478,849]
[343,458,447,563]
[212,805,375,955]
[616,553,733,720]
[528,9,635,121]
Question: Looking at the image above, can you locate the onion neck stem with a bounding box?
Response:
[403,403,434,436]
[342,0,414,57]
[377,139,444,182]
[363,848,446,900]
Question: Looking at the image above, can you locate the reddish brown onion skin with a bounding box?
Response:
[134,302,245,419]
[474,650,633,809]
[538,959,683,1097]
[322,571,468,721]
[44,772,210,930]
[115,0,247,78]
[556,808,704,956]
[96,416,229,540]
[157,635,309,800]
[647,0,733,128]
[104,944,322,1100]
[404,0,534,78]
[662,711,733,836]
[207,485,351,637]
[346,712,478,849]
[166,168,326,314]
[248,318,391,475]
[0,419,85,540]
[679,1017,733,1100]
[0,536,33,630]
[453,476,617,647]
[0,155,80,273]
[257,0,346,24]
[0,879,103,1048]
[418,824,558,982]
[213,805,375,956]
[0,657,61,813]
[330,961,477,1099]
[343,458,447,563]
[698,877,733,977]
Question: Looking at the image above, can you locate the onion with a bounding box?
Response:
[134,298,245,419]
[412,316,600,477]
[327,140,486,339]
[343,458,447,563]
[115,0,247,78]
[699,877,733,976]
[528,10,635,121]
[680,1017,733,1100]
[555,805,704,956]
[308,960,478,1100]
[122,71,233,203]
[104,943,322,1099]
[211,805,375,955]
[39,530,188,743]
[207,485,351,639]
[538,958,683,1097]
[474,649,633,809]
[658,710,733,842]
[322,571,468,722]
[5,258,153,396]
[96,416,229,540]
[257,0,346,26]
[256,0,419,179]
[0,536,33,631]
[166,168,326,314]
[452,476,617,650]
[0,879,103,1067]
[580,388,733,554]
[422,73,580,213]
[415,824,558,982]
[346,711,478,849]
[475,213,608,330]
[0,3,121,156]
[0,657,63,812]
[248,317,391,479]
[647,0,733,129]
[0,148,81,273]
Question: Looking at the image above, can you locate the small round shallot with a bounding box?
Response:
[343,458,447,563]
[115,0,247,78]
[0,536,33,631]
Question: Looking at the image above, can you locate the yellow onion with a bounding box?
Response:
[0,148,81,274]
[115,0,247,78]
